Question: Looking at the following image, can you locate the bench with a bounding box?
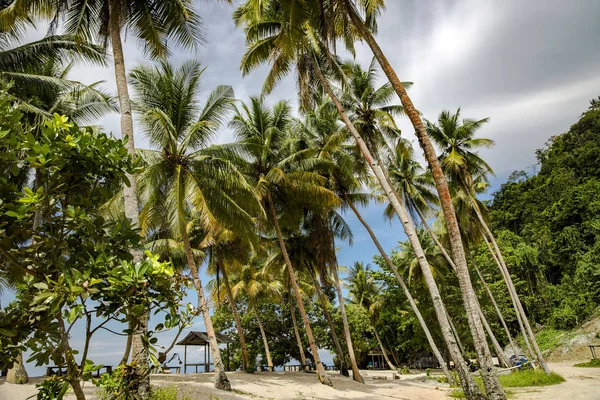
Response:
[163,365,181,374]
[46,365,113,377]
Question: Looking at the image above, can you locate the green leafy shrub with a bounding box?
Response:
[31,376,69,400]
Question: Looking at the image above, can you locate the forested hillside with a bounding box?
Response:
[488,99,600,329]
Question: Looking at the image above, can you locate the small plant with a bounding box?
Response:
[150,385,192,400]
[30,376,70,400]
[400,366,410,374]
[425,368,431,377]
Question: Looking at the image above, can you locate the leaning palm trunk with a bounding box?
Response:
[266,195,332,386]
[312,273,349,376]
[478,306,510,368]
[314,58,482,396]
[476,215,549,373]
[218,254,250,371]
[346,7,506,399]
[373,328,396,371]
[250,300,273,371]
[410,199,513,365]
[344,193,454,383]
[109,13,147,397]
[331,259,364,383]
[181,230,231,390]
[470,255,518,358]
[288,297,308,369]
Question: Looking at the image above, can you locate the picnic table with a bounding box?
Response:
[46,365,112,377]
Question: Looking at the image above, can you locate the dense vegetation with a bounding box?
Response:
[489,104,600,329]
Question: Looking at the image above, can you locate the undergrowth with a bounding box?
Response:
[574,359,600,368]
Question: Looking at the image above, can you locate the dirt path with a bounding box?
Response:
[511,362,600,400]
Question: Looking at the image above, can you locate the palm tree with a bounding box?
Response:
[206,229,253,372]
[130,60,261,390]
[235,3,488,396]
[0,30,107,116]
[297,97,455,382]
[230,257,283,371]
[426,109,550,373]
[326,3,505,396]
[228,97,338,386]
[346,262,396,371]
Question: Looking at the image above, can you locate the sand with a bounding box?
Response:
[1,362,599,400]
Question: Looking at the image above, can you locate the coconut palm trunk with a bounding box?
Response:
[314,58,483,397]
[470,255,518,358]
[344,193,455,383]
[472,202,549,372]
[312,274,349,376]
[346,8,506,399]
[480,229,534,358]
[409,198,513,366]
[181,229,231,390]
[109,12,148,396]
[288,297,308,369]
[478,306,510,368]
[250,299,273,371]
[217,253,250,371]
[331,258,364,383]
[372,328,396,371]
[266,195,332,386]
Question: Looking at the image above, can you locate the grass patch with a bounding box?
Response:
[497,369,565,387]
[533,328,572,353]
[574,359,600,368]
[448,389,466,398]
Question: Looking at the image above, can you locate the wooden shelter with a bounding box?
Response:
[176,331,234,373]
[367,348,390,370]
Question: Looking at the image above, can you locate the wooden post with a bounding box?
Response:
[184,345,187,374]
[204,343,207,372]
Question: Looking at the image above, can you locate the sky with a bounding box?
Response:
[4,0,600,376]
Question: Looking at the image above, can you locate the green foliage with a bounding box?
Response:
[150,386,192,400]
[573,359,600,368]
[0,90,189,397]
[489,102,600,329]
[31,376,70,400]
[496,370,565,387]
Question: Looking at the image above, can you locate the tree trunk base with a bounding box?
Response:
[6,353,28,384]
[214,371,232,391]
[340,363,349,377]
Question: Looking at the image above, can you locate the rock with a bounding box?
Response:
[6,352,29,385]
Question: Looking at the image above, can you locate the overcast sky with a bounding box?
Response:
[7,0,600,375]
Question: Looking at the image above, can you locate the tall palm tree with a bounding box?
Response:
[230,257,283,371]
[297,97,455,382]
[228,97,338,386]
[236,3,489,397]
[130,60,261,390]
[206,229,253,372]
[326,3,505,396]
[426,109,550,373]
[346,262,395,371]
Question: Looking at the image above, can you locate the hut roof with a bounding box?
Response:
[368,348,391,356]
[175,331,235,346]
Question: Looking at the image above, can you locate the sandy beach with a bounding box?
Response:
[1,362,599,400]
